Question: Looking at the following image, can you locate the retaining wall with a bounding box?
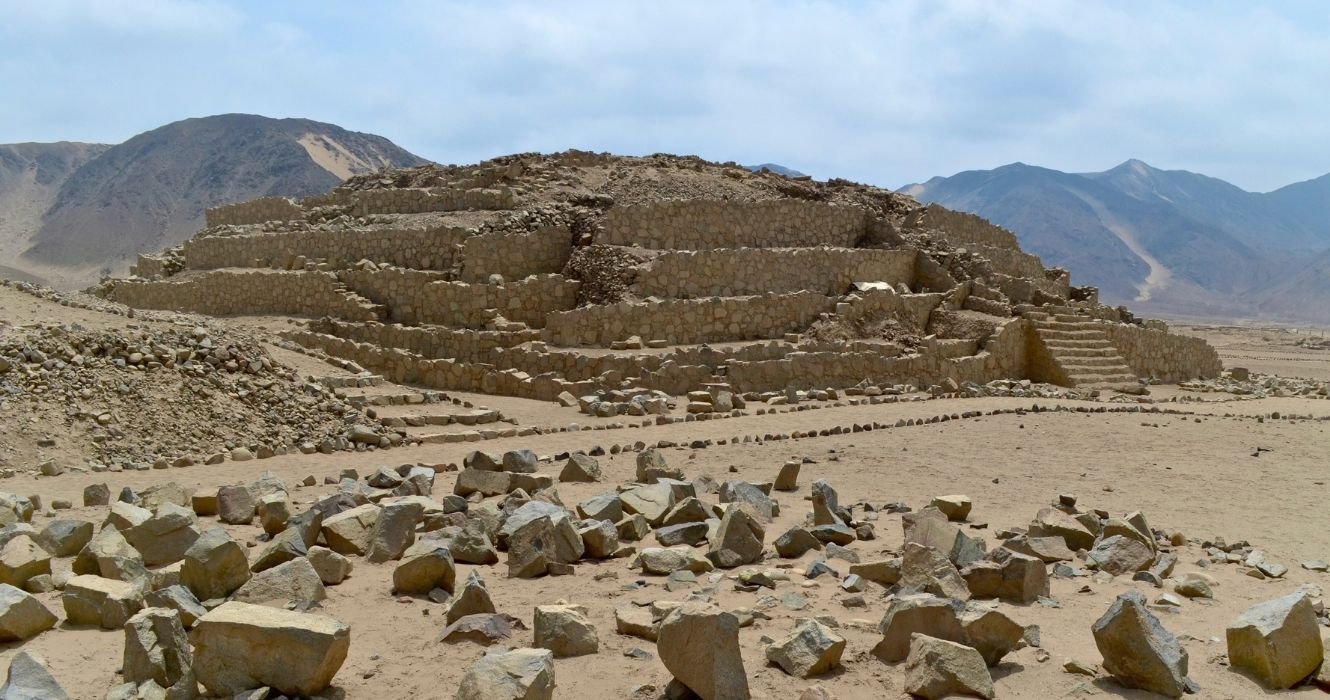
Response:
[205,198,304,227]
[599,199,869,249]
[338,270,578,328]
[631,247,917,298]
[102,271,381,320]
[183,227,468,271]
[544,291,836,346]
[1101,322,1223,382]
[909,204,1021,250]
[459,227,573,282]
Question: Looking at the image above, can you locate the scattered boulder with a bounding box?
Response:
[775,527,821,558]
[766,619,845,678]
[62,574,144,629]
[903,507,985,567]
[216,485,256,525]
[961,550,1048,604]
[930,495,972,522]
[958,606,1025,667]
[502,449,539,474]
[365,501,424,563]
[143,586,206,628]
[0,651,68,700]
[810,479,844,526]
[393,541,456,595]
[308,546,353,585]
[123,607,195,698]
[456,648,555,700]
[903,633,994,700]
[1092,591,1190,698]
[0,583,57,641]
[559,453,602,482]
[123,503,200,567]
[320,503,381,557]
[873,594,966,663]
[1086,535,1154,576]
[1225,591,1322,690]
[533,604,599,657]
[707,505,765,568]
[448,571,496,623]
[438,613,522,647]
[251,527,308,573]
[232,557,326,605]
[900,542,970,600]
[36,519,93,557]
[774,460,800,491]
[619,483,675,526]
[639,547,715,576]
[1029,507,1095,552]
[506,507,584,578]
[657,603,750,700]
[190,601,350,696]
[0,535,50,589]
[180,527,250,601]
[636,448,683,483]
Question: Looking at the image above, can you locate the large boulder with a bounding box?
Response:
[899,542,970,600]
[636,448,683,483]
[0,651,68,700]
[0,584,57,641]
[448,571,496,624]
[73,526,146,582]
[961,549,1048,604]
[766,619,845,678]
[1085,535,1154,576]
[0,493,34,526]
[656,603,750,700]
[903,633,994,699]
[707,505,765,569]
[190,602,350,696]
[1092,591,1190,698]
[559,453,602,483]
[308,546,354,586]
[533,604,599,658]
[0,535,50,589]
[364,501,424,563]
[903,507,986,567]
[619,483,675,526]
[506,508,583,579]
[320,503,381,556]
[1225,591,1323,689]
[180,527,250,601]
[393,541,456,595]
[232,557,326,605]
[62,574,144,629]
[36,519,93,557]
[143,585,206,628]
[456,648,555,700]
[123,503,200,567]
[810,479,844,526]
[872,594,966,663]
[215,485,256,525]
[957,606,1025,667]
[123,607,194,699]
[639,547,714,576]
[1029,507,1095,552]
[251,527,308,573]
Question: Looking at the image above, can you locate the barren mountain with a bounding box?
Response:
[904,160,1330,323]
[0,142,110,282]
[6,114,427,287]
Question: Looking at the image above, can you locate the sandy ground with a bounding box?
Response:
[2,289,1329,698]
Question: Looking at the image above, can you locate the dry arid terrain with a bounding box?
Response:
[0,153,1327,700]
[0,283,1328,699]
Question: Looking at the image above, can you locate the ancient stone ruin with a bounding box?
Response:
[96,151,1221,411]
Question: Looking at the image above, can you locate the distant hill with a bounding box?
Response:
[1,114,427,287]
[745,163,807,178]
[903,160,1330,324]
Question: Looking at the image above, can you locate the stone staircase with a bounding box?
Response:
[1028,312,1139,390]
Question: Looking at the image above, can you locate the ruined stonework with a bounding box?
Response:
[97,151,1222,403]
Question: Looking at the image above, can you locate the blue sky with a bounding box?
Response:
[2,0,1327,191]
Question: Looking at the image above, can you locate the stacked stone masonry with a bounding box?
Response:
[544,291,835,346]
[458,227,573,282]
[182,226,469,271]
[631,247,919,298]
[103,270,381,321]
[337,271,578,328]
[599,200,870,249]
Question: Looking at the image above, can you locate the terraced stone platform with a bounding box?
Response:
[94,152,1223,409]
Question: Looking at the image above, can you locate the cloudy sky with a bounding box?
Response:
[2,0,1327,191]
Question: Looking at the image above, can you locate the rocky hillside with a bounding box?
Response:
[903,160,1330,323]
[2,115,427,288]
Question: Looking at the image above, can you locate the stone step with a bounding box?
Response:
[378,409,503,428]
[1039,338,1115,349]
[1041,345,1120,358]
[1067,371,1138,385]
[1033,320,1103,332]
[1034,328,1110,341]
[1057,357,1129,369]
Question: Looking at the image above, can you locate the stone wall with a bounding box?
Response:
[183,227,468,271]
[129,254,172,279]
[102,271,381,321]
[972,244,1046,279]
[205,197,304,227]
[303,187,514,216]
[725,318,1028,393]
[599,199,870,249]
[1100,322,1223,382]
[307,319,539,363]
[909,204,1021,250]
[543,291,836,346]
[631,247,917,298]
[338,270,578,328]
[839,290,944,334]
[458,227,573,282]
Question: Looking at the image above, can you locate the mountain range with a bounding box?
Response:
[0,114,426,288]
[903,160,1330,324]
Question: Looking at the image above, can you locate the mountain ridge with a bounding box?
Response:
[1,114,427,288]
[903,159,1330,323]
